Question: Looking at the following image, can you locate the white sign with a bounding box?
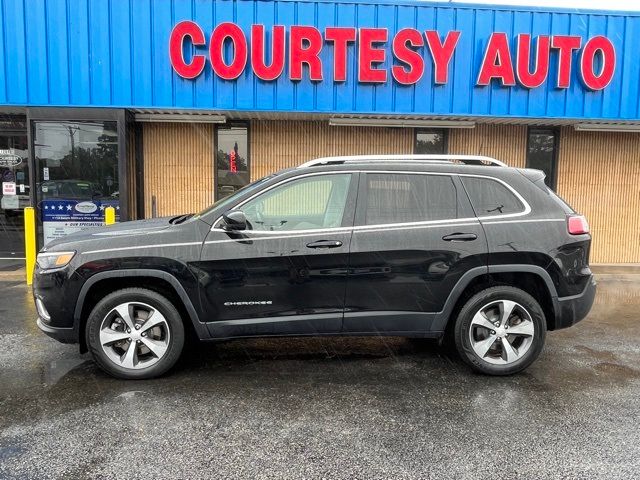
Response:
[2,182,16,196]
[1,195,19,210]
[43,167,50,181]
[43,221,103,245]
[19,184,25,193]
[75,201,98,214]
[0,149,22,168]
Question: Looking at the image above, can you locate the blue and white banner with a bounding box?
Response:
[41,199,119,245]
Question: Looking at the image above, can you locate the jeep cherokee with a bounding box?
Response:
[33,155,597,379]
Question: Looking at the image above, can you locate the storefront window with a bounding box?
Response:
[216,124,249,200]
[415,129,448,154]
[527,128,559,189]
[0,118,29,268]
[34,121,119,245]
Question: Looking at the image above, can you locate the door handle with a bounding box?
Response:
[442,232,478,242]
[306,240,343,249]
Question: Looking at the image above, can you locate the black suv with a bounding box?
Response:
[34,155,596,379]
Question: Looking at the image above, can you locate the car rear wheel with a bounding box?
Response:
[86,288,185,379]
[454,286,546,375]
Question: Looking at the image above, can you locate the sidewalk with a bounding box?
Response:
[591,264,640,276]
[0,266,27,282]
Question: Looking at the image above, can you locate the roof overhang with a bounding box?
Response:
[132,109,640,131]
[1,107,638,133]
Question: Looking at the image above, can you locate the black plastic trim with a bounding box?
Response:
[37,317,76,344]
[343,311,437,334]
[73,269,209,340]
[430,266,488,332]
[207,313,342,338]
[487,264,559,298]
[430,264,560,332]
[553,275,597,330]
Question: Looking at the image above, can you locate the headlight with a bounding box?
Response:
[36,251,76,271]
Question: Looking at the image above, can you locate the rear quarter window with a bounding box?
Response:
[461,176,525,217]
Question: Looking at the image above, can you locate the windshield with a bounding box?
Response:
[194,174,277,220]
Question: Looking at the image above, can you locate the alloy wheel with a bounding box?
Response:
[468,299,535,365]
[99,302,171,370]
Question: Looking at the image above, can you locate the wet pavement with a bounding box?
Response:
[0,277,639,479]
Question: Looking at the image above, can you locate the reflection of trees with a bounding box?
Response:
[528,133,555,165]
[216,149,247,171]
[216,142,249,194]
[528,132,556,188]
[529,133,555,155]
[61,147,116,195]
[37,124,119,198]
[415,133,445,154]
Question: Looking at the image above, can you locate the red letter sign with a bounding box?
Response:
[516,34,550,88]
[477,33,516,86]
[169,21,206,79]
[425,31,460,84]
[229,149,237,173]
[359,28,388,83]
[251,25,286,81]
[551,35,582,88]
[210,22,248,80]
[392,28,424,85]
[290,26,324,81]
[325,27,357,82]
[580,36,616,91]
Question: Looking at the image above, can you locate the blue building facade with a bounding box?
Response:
[0,0,638,121]
[0,0,638,265]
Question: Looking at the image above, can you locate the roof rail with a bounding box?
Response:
[298,154,508,168]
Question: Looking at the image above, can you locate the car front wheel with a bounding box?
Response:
[454,286,546,375]
[86,288,185,380]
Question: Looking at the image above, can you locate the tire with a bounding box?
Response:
[86,288,185,380]
[454,286,546,376]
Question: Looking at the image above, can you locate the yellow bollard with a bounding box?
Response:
[24,207,36,286]
[104,206,116,226]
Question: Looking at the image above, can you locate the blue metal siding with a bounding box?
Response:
[1,0,640,120]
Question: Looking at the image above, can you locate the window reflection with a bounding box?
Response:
[415,129,448,154]
[0,123,29,262]
[34,121,119,245]
[527,128,558,189]
[216,124,249,200]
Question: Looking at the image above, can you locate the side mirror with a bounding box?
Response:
[222,210,247,231]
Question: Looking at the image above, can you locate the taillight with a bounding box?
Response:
[567,215,590,235]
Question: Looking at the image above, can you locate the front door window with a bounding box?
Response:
[240,174,352,232]
[33,121,119,246]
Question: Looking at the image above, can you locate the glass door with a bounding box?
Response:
[0,118,29,270]
[215,124,250,200]
[33,121,119,246]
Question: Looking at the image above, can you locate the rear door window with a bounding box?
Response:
[461,176,525,217]
[361,173,459,225]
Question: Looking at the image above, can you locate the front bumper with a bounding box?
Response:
[553,275,597,330]
[36,317,77,344]
[33,264,81,329]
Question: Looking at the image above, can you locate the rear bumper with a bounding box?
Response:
[553,275,597,330]
[36,317,77,344]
